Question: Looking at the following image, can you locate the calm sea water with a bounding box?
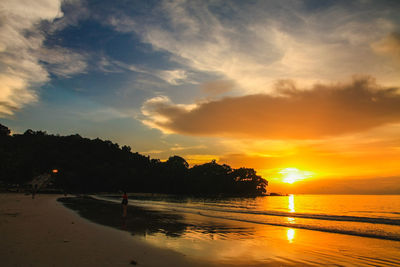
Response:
[93,194,400,265]
[97,194,400,241]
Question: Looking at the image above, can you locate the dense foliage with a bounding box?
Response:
[0,124,268,196]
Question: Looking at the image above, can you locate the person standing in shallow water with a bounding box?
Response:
[122,192,128,218]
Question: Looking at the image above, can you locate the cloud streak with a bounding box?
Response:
[39,46,88,78]
[141,77,400,139]
[0,0,90,117]
[108,0,400,93]
[0,0,64,116]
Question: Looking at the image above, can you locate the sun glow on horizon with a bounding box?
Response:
[280,168,313,184]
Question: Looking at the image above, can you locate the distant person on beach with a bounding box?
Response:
[32,184,38,199]
[122,192,128,218]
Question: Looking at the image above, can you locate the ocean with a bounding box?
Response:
[96,194,400,241]
[94,194,400,266]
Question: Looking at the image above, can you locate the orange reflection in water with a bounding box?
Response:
[286,228,295,243]
[288,194,295,213]
[286,217,295,224]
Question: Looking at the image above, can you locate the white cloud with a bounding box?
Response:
[0,74,34,116]
[109,0,400,94]
[97,55,191,85]
[0,0,89,117]
[158,69,187,85]
[39,46,88,78]
[0,0,63,116]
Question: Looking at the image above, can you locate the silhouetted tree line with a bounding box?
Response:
[0,124,267,196]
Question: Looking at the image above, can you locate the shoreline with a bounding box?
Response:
[62,195,400,266]
[0,193,215,267]
[58,196,192,238]
[2,193,400,266]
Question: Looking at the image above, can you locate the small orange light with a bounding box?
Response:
[52,169,58,174]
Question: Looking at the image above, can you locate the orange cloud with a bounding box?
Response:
[142,77,400,139]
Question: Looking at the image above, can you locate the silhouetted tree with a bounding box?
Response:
[0,124,268,196]
[0,124,10,137]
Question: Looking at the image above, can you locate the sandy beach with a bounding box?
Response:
[0,193,211,267]
[2,193,400,267]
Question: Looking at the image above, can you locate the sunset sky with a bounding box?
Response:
[1,0,400,193]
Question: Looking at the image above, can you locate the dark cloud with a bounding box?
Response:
[143,77,400,139]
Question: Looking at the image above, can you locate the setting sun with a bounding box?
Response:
[1,1,400,266]
[280,168,313,184]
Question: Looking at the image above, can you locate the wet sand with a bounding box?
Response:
[0,193,212,267]
[2,193,400,266]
